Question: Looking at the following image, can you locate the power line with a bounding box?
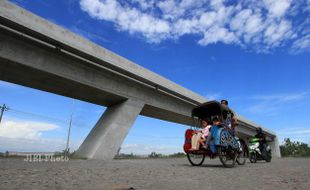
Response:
[8,108,69,124]
[0,105,86,128]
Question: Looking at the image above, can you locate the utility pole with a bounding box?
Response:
[0,104,9,124]
[65,100,75,159]
[64,112,73,159]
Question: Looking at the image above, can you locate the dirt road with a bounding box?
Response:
[0,157,309,190]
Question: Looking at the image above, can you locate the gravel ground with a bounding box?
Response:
[0,157,309,190]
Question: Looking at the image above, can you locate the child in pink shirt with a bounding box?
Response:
[190,118,211,150]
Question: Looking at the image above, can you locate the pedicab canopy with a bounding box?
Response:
[191,100,233,121]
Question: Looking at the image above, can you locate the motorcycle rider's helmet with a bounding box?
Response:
[256,127,262,134]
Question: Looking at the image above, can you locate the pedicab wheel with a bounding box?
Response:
[249,153,257,163]
[218,146,236,168]
[187,152,205,166]
[236,141,247,165]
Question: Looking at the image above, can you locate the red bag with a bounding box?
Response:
[183,129,194,153]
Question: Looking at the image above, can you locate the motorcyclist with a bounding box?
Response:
[254,127,267,157]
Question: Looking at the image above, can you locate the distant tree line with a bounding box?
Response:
[148,152,185,158]
[280,138,310,157]
[0,151,8,157]
[114,152,186,159]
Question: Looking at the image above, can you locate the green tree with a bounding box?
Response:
[280,138,310,157]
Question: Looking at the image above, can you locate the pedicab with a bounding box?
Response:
[183,101,248,168]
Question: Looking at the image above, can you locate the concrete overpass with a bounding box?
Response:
[0,0,280,159]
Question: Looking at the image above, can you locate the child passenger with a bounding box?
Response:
[190,118,211,150]
[205,117,222,154]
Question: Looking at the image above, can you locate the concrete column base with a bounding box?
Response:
[75,99,144,160]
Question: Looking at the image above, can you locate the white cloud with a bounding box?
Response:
[174,18,199,36]
[79,0,309,53]
[198,26,237,45]
[263,0,292,18]
[244,13,263,35]
[0,119,70,152]
[291,34,310,53]
[0,119,58,140]
[132,0,155,11]
[253,92,308,102]
[158,0,208,20]
[248,92,309,115]
[230,9,252,31]
[80,0,170,43]
[264,20,293,47]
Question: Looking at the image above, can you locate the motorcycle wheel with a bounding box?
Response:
[265,152,272,162]
[218,146,236,168]
[236,141,247,165]
[187,152,205,166]
[249,152,257,163]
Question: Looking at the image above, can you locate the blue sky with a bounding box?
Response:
[0,0,310,154]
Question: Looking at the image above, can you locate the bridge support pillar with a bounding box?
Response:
[75,99,144,160]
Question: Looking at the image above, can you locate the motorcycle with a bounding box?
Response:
[248,137,272,163]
